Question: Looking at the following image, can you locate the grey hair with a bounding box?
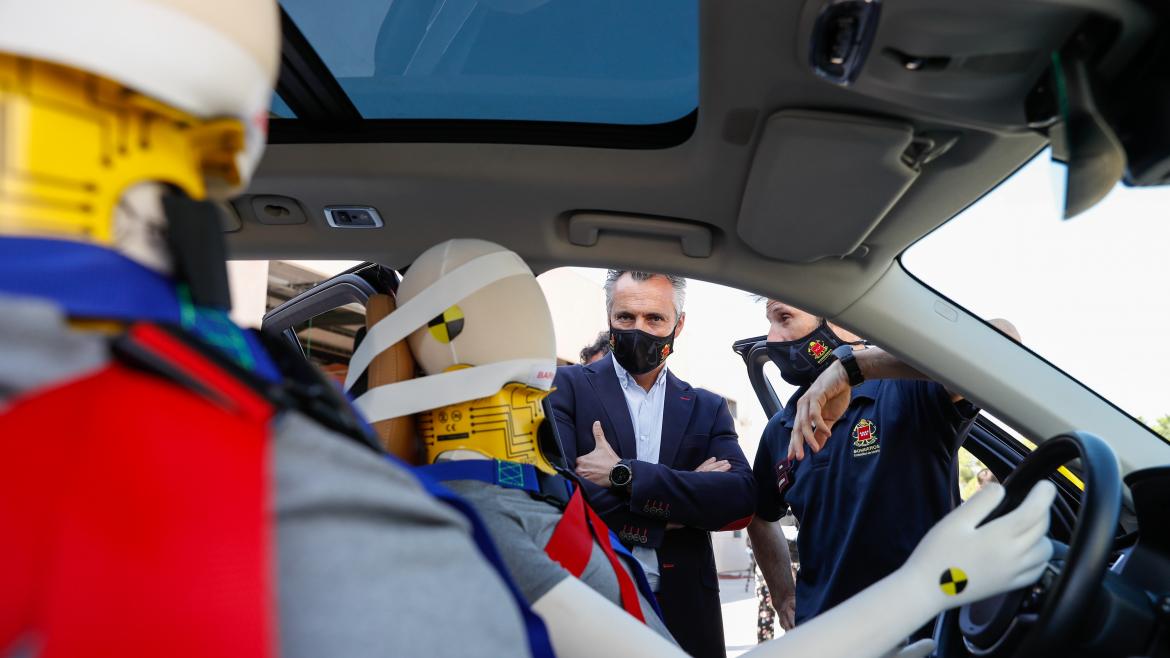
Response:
[604,270,687,320]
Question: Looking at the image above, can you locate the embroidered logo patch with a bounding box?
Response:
[851,419,880,457]
[939,567,968,596]
[807,339,832,363]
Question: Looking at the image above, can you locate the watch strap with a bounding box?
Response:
[833,345,865,386]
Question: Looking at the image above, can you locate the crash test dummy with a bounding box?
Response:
[344,238,677,643]
[343,239,1059,658]
[0,3,555,658]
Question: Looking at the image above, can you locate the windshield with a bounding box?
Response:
[903,152,1170,437]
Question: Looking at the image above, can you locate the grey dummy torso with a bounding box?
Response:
[0,294,532,658]
[445,478,677,643]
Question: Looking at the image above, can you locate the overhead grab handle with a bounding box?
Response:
[568,212,713,258]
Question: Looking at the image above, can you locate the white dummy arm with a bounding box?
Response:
[533,578,682,658]
[760,481,1055,658]
[531,481,1055,658]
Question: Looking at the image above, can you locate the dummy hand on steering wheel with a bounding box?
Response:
[904,481,1056,608]
[768,480,1055,658]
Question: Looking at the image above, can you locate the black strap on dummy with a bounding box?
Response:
[162,193,232,310]
[530,470,574,509]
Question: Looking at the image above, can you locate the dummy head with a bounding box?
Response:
[346,239,560,474]
[0,0,279,281]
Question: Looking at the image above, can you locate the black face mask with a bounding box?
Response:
[608,323,677,375]
[766,320,863,387]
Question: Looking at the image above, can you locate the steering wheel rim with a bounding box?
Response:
[956,431,1121,657]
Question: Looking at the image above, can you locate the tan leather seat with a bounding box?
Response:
[363,293,420,463]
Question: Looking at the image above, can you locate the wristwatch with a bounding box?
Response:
[832,344,865,387]
[609,459,634,489]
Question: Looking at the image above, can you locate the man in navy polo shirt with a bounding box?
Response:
[747,300,1009,633]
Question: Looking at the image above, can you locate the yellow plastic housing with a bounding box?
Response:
[419,380,558,475]
[0,55,244,243]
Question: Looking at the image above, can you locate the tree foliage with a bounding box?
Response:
[1143,414,1170,440]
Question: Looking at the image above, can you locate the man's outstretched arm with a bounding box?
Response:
[788,319,1020,459]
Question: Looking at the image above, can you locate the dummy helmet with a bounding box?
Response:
[0,0,280,244]
[346,239,560,474]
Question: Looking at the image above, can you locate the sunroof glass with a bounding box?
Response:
[280,0,698,124]
[270,92,296,119]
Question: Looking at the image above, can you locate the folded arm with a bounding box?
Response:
[626,409,755,532]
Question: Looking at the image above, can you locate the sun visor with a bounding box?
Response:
[737,110,919,262]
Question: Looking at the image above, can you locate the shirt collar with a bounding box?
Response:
[612,356,669,393]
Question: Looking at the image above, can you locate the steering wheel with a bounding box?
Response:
[950,431,1121,656]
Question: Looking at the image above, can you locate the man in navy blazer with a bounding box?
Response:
[549,270,756,658]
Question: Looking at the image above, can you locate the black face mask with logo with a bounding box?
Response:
[766,320,864,387]
[608,323,677,376]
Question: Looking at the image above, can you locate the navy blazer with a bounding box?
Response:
[549,355,755,657]
[550,355,756,544]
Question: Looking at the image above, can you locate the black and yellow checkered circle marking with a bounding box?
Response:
[427,305,465,344]
[939,567,968,596]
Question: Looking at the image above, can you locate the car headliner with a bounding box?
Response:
[232,0,1170,476]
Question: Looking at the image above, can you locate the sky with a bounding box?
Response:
[902,152,1170,424]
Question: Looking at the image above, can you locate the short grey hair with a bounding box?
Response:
[604,270,687,320]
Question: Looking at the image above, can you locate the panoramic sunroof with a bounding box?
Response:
[270,93,295,119]
[279,0,698,125]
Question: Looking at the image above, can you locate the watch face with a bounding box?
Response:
[610,463,631,486]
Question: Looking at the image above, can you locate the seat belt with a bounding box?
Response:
[545,488,647,623]
[418,459,662,623]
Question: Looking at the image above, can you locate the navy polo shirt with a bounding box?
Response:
[753,378,976,624]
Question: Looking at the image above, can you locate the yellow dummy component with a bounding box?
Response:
[0,54,245,243]
[418,369,558,475]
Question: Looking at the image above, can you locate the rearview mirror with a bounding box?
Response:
[1047,52,1127,220]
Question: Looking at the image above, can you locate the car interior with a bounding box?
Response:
[233,0,1170,655]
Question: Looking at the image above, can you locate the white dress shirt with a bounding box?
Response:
[611,356,670,591]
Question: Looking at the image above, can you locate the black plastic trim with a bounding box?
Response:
[267,109,699,149]
[262,274,376,336]
[731,334,783,419]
